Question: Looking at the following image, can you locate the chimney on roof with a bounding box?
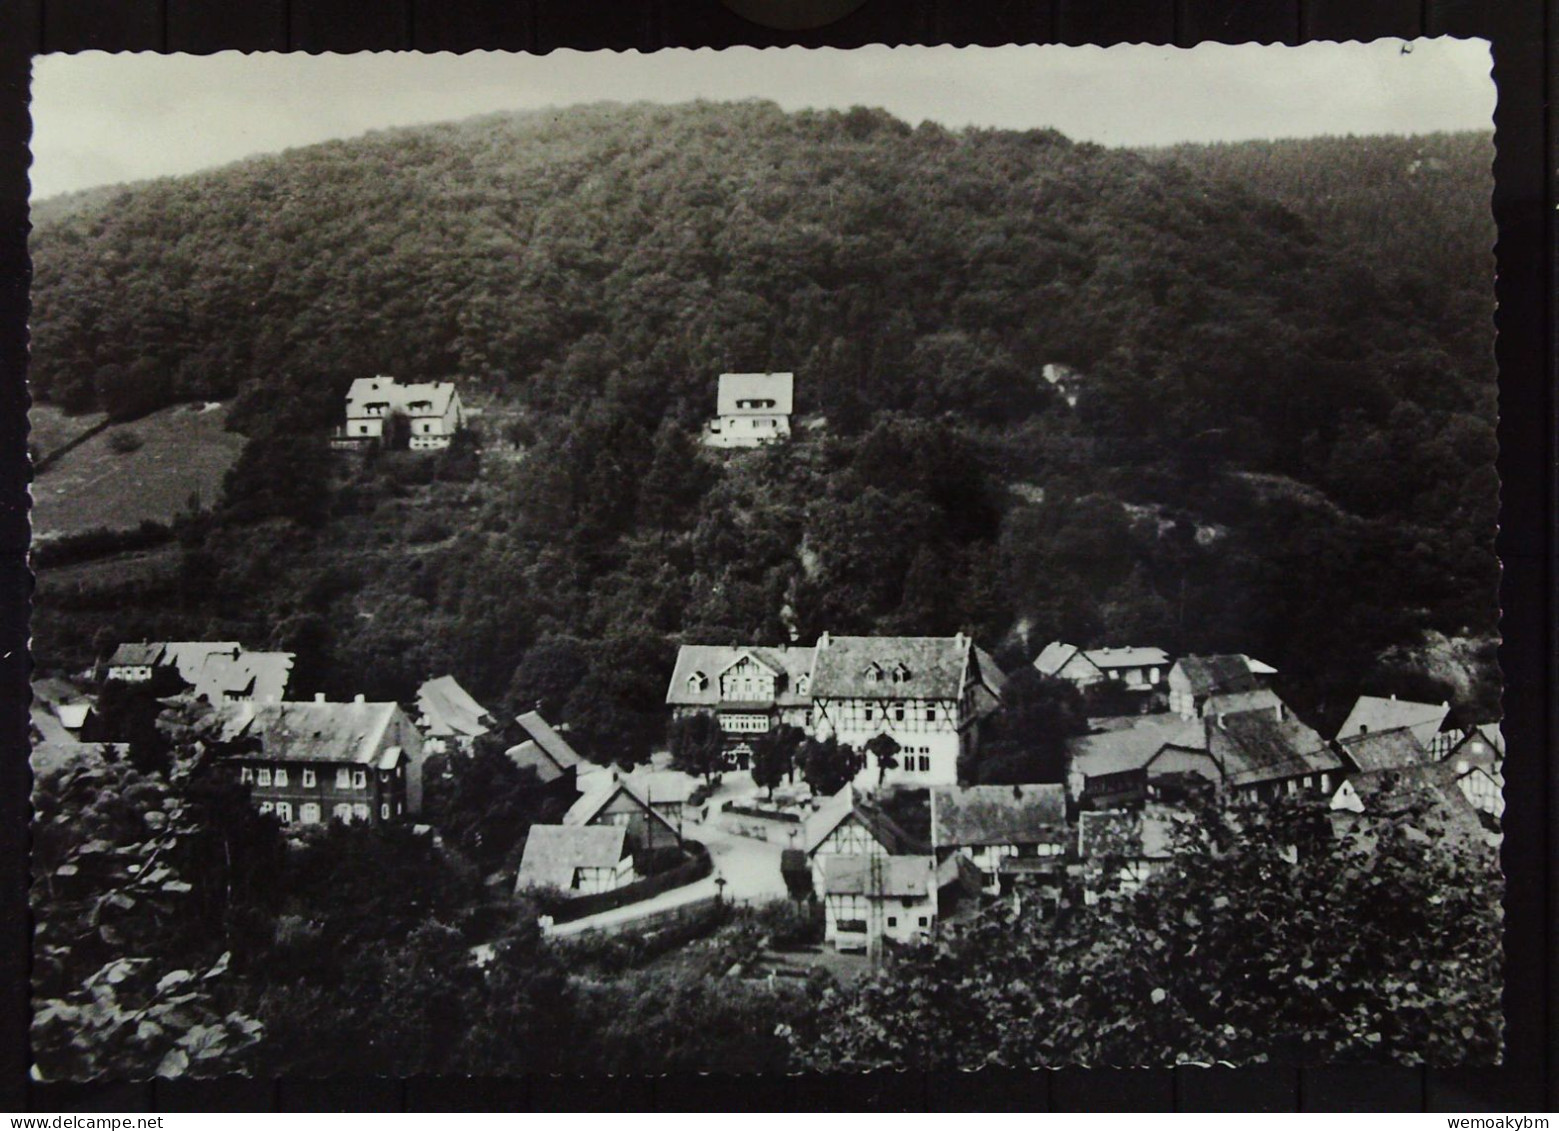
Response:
[354,693,366,703]
[1012,784,1023,800]
[1360,724,1369,734]
[315,692,326,703]
[818,632,830,648]
[1390,693,1397,700]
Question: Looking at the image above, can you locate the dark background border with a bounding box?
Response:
[0,0,1549,1113]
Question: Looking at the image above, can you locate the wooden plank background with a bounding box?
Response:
[0,0,1549,1113]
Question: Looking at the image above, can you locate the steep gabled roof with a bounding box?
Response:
[516,825,628,891]
[345,376,458,418]
[802,787,917,855]
[930,784,1067,849]
[416,675,491,739]
[107,642,165,668]
[216,700,401,765]
[514,710,583,771]
[811,634,972,702]
[563,777,681,837]
[1172,654,1267,697]
[1210,711,1341,787]
[1033,641,1086,677]
[820,854,936,899]
[717,372,794,416]
[1336,695,1450,748]
[665,644,817,707]
[1339,727,1429,773]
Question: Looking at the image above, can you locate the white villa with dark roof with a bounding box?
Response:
[105,641,294,704]
[703,371,794,448]
[809,632,1006,789]
[338,375,466,450]
[664,644,815,760]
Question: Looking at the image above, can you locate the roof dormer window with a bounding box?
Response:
[688,672,709,693]
[892,663,912,685]
[864,663,883,684]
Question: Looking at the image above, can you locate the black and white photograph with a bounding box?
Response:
[24,39,1503,1080]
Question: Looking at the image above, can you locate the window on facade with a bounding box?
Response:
[275,803,292,822]
[258,802,273,815]
[353,769,366,789]
[333,803,353,822]
[892,704,905,722]
[863,705,875,722]
[274,768,289,787]
[901,896,916,908]
[336,768,351,789]
[887,916,897,927]
[918,917,928,927]
[301,803,320,824]
[381,803,389,820]
[256,768,272,786]
[240,768,254,784]
[302,769,316,788]
[925,706,936,722]
[353,803,370,821]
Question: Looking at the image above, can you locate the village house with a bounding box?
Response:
[337,375,466,450]
[702,371,794,448]
[929,783,1069,896]
[1336,726,1430,774]
[1033,642,1171,695]
[810,632,1006,789]
[1065,715,1219,809]
[414,675,492,756]
[1328,760,1496,852]
[1066,695,1341,807]
[1436,724,1504,820]
[1335,693,1451,748]
[820,854,938,953]
[216,695,425,825]
[1206,709,1343,802]
[564,774,683,855]
[106,641,240,684]
[515,825,634,896]
[1166,654,1278,719]
[664,644,816,762]
[799,786,919,896]
[505,709,585,794]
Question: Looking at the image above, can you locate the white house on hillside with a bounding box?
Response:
[339,376,466,450]
[703,372,793,448]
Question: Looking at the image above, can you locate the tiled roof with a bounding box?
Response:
[563,777,680,836]
[514,710,583,771]
[930,784,1067,848]
[717,372,794,417]
[516,825,627,891]
[821,853,935,898]
[1336,695,1450,748]
[107,642,165,667]
[811,634,972,702]
[802,787,917,855]
[216,700,401,765]
[1172,654,1266,697]
[665,644,816,707]
[1339,727,1428,773]
[1210,711,1341,787]
[416,675,491,739]
[1340,762,1490,850]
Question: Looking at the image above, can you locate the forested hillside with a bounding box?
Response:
[28,103,1500,752]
